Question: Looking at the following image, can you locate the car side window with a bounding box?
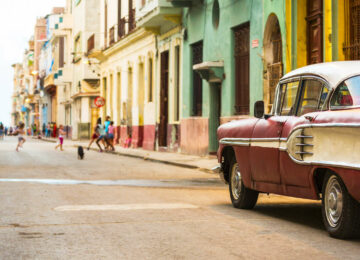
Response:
[279,81,300,116]
[331,83,354,107]
[330,76,360,108]
[297,79,328,116]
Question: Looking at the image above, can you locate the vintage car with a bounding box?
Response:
[215,61,360,239]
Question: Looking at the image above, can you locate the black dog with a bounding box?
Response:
[78,146,85,160]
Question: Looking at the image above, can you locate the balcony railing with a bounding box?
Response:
[87,34,95,53]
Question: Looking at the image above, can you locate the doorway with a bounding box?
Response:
[233,23,250,115]
[263,15,283,113]
[159,51,169,147]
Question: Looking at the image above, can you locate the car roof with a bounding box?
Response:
[281,61,360,88]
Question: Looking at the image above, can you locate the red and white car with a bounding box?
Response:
[215,61,360,239]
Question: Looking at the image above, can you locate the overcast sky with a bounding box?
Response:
[0,0,66,126]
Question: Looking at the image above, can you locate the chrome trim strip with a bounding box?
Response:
[295,151,313,155]
[295,144,314,147]
[287,152,360,171]
[220,123,360,170]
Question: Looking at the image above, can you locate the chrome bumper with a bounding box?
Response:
[212,164,227,184]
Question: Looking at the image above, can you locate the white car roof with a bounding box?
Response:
[281,61,360,89]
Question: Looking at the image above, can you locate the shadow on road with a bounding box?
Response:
[253,203,323,230]
[214,202,360,241]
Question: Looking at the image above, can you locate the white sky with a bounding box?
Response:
[0,0,66,126]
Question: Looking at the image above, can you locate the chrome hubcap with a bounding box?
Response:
[231,163,242,200]
[324,176,343,228]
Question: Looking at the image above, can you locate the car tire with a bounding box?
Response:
[229,157,258,209]
[321,172,360,239]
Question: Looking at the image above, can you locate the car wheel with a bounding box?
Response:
[229,157,258,209]
[322,173,360,239]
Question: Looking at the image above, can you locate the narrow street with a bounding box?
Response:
[0,137,359,259]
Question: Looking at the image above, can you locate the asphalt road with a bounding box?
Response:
[0,137,359,259]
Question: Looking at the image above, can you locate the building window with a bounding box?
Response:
[192,41,203,117]
[344,0,360,60]
[148,58,153,102]
[174,46,180,121]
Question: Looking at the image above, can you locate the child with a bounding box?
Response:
[87,119,100,150]
[12,122,26,152]
[125,134,132,148]
[107,121,115,151]
[55,125,66,151]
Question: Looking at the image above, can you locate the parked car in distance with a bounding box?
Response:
[215,61,360,239]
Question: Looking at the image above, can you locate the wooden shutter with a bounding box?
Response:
[306,0,323,64]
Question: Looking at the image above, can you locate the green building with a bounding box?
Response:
[179,0,287,155]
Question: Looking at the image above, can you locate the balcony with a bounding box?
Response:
[87,34,106,61]
[136,0,182,32]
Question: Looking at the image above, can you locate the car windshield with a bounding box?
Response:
[331,75,360,108]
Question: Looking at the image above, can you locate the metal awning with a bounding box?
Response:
[193,61,224,83]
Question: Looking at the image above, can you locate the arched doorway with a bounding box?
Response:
[263,14,283,113]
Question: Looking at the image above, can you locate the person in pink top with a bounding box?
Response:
[55,125,66,151]
[106,121,115,151]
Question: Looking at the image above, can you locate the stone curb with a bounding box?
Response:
[34,137,215,174]
[74,145,214,174]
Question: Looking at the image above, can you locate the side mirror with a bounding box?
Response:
[254,100,264,119]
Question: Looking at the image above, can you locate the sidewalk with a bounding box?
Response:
[36,137,218,174]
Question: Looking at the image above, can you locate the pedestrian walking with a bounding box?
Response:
[11,122,26,152]
[46,123,51,138]
[55,125,66,151]
[106,121,115,151]
[53,123,57,138]
[87,119,100,150]
[0,123,4,140]
[42,123,46,137]
[32,124,37,136]
[95,118,106,152]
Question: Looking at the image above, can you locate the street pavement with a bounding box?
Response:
[0,137,360,259]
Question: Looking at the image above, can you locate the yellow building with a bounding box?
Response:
[90,0,182,151]
[286,0,359,72]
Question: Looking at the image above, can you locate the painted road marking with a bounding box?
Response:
[54,203,199,211]
[0,178,222,187]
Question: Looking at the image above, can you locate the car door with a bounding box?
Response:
[250,79,301,190]
[280,77,330,190]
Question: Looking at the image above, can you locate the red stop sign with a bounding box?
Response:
[94,97,105,108]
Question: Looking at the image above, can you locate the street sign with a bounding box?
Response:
[94,97,105,108]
